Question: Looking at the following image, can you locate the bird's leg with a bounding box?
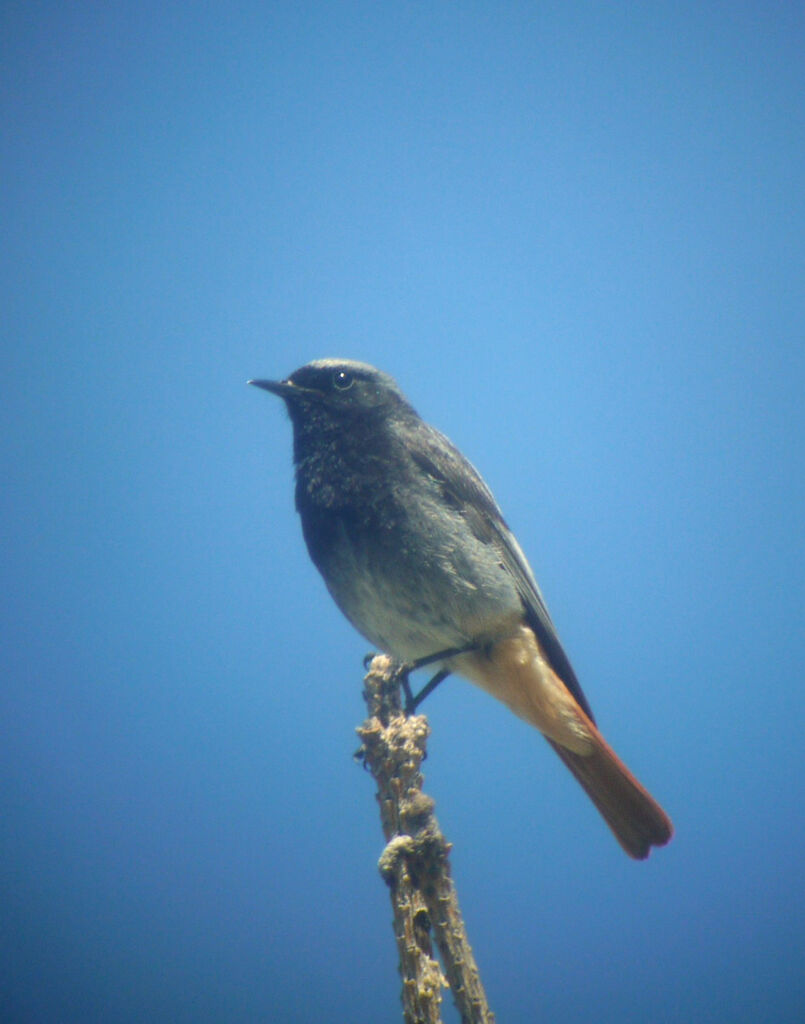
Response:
[401,642,479,714]
[404,668,451,713]
[399,671,417,711]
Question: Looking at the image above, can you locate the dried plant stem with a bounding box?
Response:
[357,654,496,1024]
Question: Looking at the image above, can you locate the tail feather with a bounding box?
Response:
[455,626,673,858]
[547,724,673,859]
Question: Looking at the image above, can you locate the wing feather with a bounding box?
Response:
[404,424,595,722]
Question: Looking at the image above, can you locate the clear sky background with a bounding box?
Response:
[2,3,804,1022]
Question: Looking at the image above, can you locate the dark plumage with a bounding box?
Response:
[251,359,672,858]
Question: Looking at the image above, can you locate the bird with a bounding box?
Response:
[250,358,673,858]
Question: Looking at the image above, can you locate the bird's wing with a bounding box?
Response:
[405,423,595,722]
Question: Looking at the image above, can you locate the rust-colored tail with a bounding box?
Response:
[455,626,673,858]
[547,721,673,859]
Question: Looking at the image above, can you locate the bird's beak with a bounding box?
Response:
[248,378,296,397]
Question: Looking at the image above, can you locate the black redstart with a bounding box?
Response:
[250,358,672,858]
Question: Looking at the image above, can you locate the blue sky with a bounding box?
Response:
[2,2,804,1021]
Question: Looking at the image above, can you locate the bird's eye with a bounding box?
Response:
[333,369,354,391]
